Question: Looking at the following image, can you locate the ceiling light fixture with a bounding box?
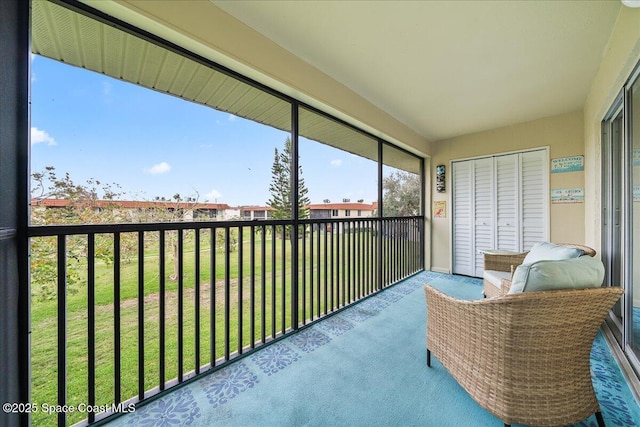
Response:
[621,0,640,7]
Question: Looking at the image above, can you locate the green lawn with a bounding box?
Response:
[30,227,402,426]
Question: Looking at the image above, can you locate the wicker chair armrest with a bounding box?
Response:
[424,285,506,367]
[483,251,528,272]
[500,277,513,295]
[555,243,597,257]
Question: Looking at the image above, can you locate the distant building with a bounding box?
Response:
[31,199,379,228]
[308,201,377,220]
[30,198,234,221]
[241,205,275,221]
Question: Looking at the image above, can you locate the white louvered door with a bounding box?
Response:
[452,161,474,276]
[520,150,548,250]
[495,154,519,251]
[473,158,495,276]
[452,149,548,277]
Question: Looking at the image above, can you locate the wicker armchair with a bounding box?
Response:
[424,285,622,427]
[483,244,596,297]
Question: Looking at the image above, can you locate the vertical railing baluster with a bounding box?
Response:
[395,219,398,282]
[388,220,393,286]
[281,225,286,334]
[323,222,328,315]
[301,223,307,324]
[403,219,407,278]
[406,219,410,277]
[358,220,362,299]
[57,235,67,427]
[250,225,256,348]
[309,223,314,319]
[210,227,216,365]
[195,229,201,374]
[261,225,266,343]
[401,220,405,278]
[411,218,420,272]
[271,224,276,339]
[381,220,385,288]
[366,220,370,295]
[340,222,348,306]
[416,218,420,271]
[238,226,243,354]
[159,230,166,390]
[335,222,344,307]
[224,227,230,360]
[330,223,335,311]
[87,233,96,424]
[348,222,353,303]
[316,222,321,316]
[395,219,399,282]
[138,231,145,400]
[356,221,360,298]
[398,219,402,280]
[178,230,184,379]
[113,232,121,404]
[368,220,372,293]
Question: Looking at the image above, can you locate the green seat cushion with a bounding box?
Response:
[508,255,605,294]
[522,242,584,265]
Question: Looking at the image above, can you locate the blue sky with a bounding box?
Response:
[31,55,379,206]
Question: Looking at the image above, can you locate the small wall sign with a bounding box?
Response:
[633,149,640,167]
[551,188,584,204]
[551,156,584,173]
[433,201,446,218]
[634,185,640,202]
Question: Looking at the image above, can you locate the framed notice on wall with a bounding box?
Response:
[433,201,446,218]
[551,188,584,204]
[551,156,584,173]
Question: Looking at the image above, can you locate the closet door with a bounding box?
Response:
[473,157,495,276]
[495,154,519,251]
[452,160,474,276]
[452,149,548,277]
[520,149,547,250]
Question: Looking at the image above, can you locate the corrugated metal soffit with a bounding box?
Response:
[31,0,400,167]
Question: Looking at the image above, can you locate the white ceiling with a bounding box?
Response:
[213,0,622,142]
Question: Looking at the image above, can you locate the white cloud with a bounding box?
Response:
[227,114,237,122]
[330,159,342,168]
[31,127,56,146]
[102,81,112,96]
[144,162,171,174]
[206,189,222,200]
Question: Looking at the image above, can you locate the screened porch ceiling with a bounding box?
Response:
[32,0,623,156]
[210,0,622,143]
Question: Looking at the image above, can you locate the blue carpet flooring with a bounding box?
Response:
[110,272,640,427]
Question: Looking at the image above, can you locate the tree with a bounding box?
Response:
[31,166,131,300]
[382,171,421,217]
[267,138,311,236]
[30,167,216,299]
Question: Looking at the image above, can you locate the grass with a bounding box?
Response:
[30,226,422,426]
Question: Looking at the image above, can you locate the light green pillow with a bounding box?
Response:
[522,242,584,265]
[508,255,605,294]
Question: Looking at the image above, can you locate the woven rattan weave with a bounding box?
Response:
[424,285,622,427]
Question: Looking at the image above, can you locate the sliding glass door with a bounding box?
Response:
[602,102,624,345]
[602,61,640,370]
[630,72,640,362]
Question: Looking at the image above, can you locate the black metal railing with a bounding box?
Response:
[28,216,422,426]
